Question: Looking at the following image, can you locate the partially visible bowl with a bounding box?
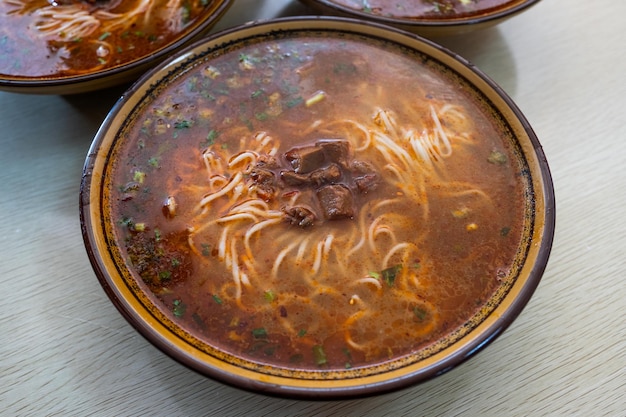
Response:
[0,0,233,94]
[80,16,554,399]
[300,0,541,37]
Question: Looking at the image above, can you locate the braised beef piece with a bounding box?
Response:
[309,163,342,186]
[354,174,378,193]
[316,184,354,220]
[250,167,276,201]
[285,145,326,174]
[281,163,342,187]
[350,160,379,193]
[256,154,280,169]
[350,159,375,175]
[282,206,316,228]
[272,139,379,225]
[317,139,350,167]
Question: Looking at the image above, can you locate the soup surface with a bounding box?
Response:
[0,0,217,78]
[329,0,521,20]
[107,31,529,371]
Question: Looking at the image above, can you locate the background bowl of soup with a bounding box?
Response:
[0,0,233,94]
[299,0,542,37]
[80,16,554,399]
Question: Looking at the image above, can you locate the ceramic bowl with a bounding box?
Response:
[0,0,232,95]
[80,17,554,399]
[300,0,541,37]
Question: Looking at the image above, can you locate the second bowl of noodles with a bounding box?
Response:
[0,0,233,94]
[80,17,555,398]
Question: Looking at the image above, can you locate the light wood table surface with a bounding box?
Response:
[1,0,624,415]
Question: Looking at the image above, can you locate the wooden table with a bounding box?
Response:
[2,1,624,415]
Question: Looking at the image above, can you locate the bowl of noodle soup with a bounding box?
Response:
[0,0,233,94]
[80,17,555,398]
[299,0,542,37]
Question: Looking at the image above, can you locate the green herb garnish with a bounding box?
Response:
[174,120,192,129]
[172,299,186,317]
[312,345,327,366]
[413,307,427,321]
[263,290,276,303]
[381,264,402,286]
[205,129,218,146]
[252,328,268,339]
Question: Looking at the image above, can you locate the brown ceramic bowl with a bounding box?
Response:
[300,0,541,37]
[80,17,554,399]
[0,0,232,95]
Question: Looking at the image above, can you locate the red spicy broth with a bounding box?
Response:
[330,0,523,20]
[0,0,218,78]
[105,31,530,371]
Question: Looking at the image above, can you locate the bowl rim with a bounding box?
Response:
[80,15,555,399]
[0,0,233,93]
[300,0,542,29]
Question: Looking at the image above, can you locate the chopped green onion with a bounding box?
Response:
[174,120,192,129]
[133,171,146,183]
[251,89,264,98]
[205,129,218,146]
[263,290,276,303]
[172,299,186,317]
[252,328,268,339]
[342,347,352,368]
[255,112,268,121]
[312,345,327,366]
[192,313,207,330]
[289,354,304,363]
[413,306,427,321]
[382,264,402,286]
[212,294,223,305]
[286,97,303,108]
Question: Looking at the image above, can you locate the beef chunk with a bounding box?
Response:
[317,139,350,166]
[281,163,342,187]
[282,206,316,228]
[280,170,307,186]
[316,184,354,220]
[250,167,276,201]
[309,163,342,186]
[350,159,376,175]
[256,154,280,169]
[350,160,379,193]
[285,145,326,173]
[354,174,378,194]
